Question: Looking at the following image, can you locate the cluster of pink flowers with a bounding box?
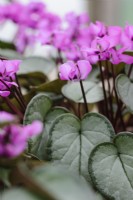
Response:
[0,2,133,81]
[0,2,60,53]
[0,111,43,158]
[0,2,132,160]
[0,2,132,59]
[0,59,43,159]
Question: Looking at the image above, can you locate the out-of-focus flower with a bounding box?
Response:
[38,12,61,31]
[65,12,89,36]
[88,21,106,38]
[59,60,92,81]
[64,44,81,61]
[107,26,122,47]
[81,37,111,64]
[0,111,15,124]
[52,30,71,51]
[15,26,36,53]
[0,60,21,97]
[0,120,43,158]
[109,48,133,64]
[121,24,133,50]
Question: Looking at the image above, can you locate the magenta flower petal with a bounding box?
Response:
[0,60,21,96]
[77,60,92,80]
[5,81,18,87]
[4,143,26,157]
[0,120,43,159]
[81,46,96,56]
[121,24,133,50]
[120,54,133,64]
[0,60,5,74]
[91,37,110,52]
[0,111,15,123]
[78,13,90,24]
[4,60,21,76]
[59,61,78,80]
[89,55,99,64]
[59,60,92,81]
[0,91,10,97]
[23,120,43,138]
[89,21,106,37]
[59,63,72,80]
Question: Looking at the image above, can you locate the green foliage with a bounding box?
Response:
[31,164,104,200]
[2,164,104,200]
[1,79,66,112]
[18,57,55,75]
[47,112,115,181]
[2,188,42,200]
[89,132,133,200]
[62,81,104,103]
[18,72,48,89]
[24,94,69,159]
[116,74,133,112]
[0,40,16,50]
[0,168,10,187]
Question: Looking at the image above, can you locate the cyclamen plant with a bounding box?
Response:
[1,1,133,200]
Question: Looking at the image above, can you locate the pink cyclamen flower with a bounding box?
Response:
[88,21,106,38]
[59,60,92,81]
[0,120,43,158]
[0,60,21,97]
[81,36,111,64]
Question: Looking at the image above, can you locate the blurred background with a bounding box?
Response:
[0,0,133,42]
[0,0,133,59]
[42,0,133,26]
[1,0,133,26]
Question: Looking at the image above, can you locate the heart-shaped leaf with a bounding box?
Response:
[89,132,133,200]
[116,74,133,112]
[47,112,115,181]
[62,81,104,103]
[23,94,69,159]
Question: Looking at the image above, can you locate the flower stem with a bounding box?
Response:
[4,97,23,120]
[79,80,88,113]
[0,78,25,111]
[99,60,109,118]
[106,60,114,124]
[15,74,26,108]
[128,64,133,78]
[111,63,126,131]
